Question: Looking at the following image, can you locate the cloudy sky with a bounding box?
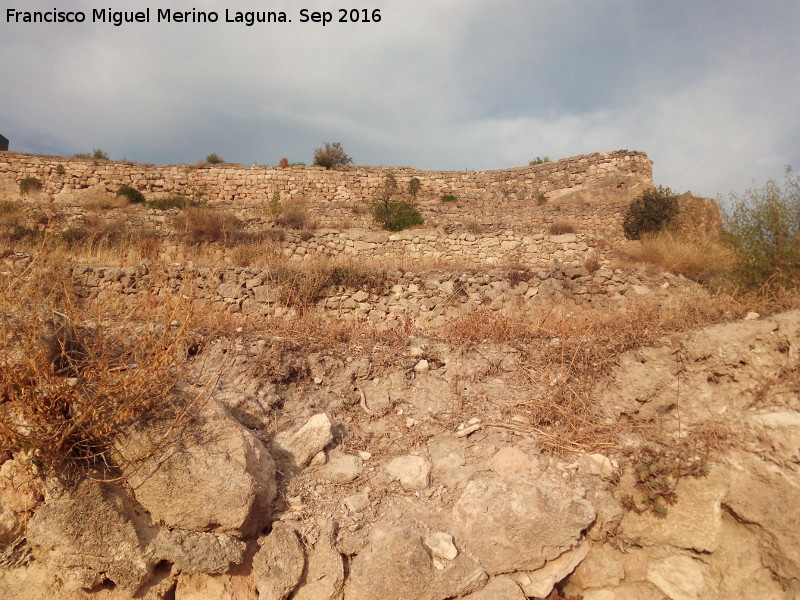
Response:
[2,0,798,197]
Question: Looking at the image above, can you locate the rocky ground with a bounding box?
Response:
[1,294,798,599]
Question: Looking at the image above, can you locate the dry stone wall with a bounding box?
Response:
[0,149,652,206]
[2,252,689,328]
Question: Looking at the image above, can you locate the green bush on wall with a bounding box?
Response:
[19,177,42,197]
[116,184,145,204]
[623,185,678,240]
[372,201,424,232]
[441,195,458,203]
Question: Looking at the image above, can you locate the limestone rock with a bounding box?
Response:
[424,532,458,561]
[151,529,246,574]
[621,467,728,553]
[116,399,277,536]
[175,572,258,600]
[384,455,431,491]
[344,523,487,600]
[510,540,591,598]
[452,477,595,574]
[276,413,334,468]
[460,575,526,600]
[0,458,42,545]
[252,523,306,600]
[647,555,709,600]
[577,453,615,479]
[563,544,625,592]
[291,520,344,600]
[319,453,364,484]
[27,479,154,593]
[489,447,536,478]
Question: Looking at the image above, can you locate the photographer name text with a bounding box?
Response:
[5,7,382,27]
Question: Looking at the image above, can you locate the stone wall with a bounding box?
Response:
[0,149,652,207]
[2,252,688,328]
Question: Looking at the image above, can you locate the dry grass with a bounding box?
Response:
[175,207,245,245]
[0,250,202,478]
[549,221,576,235]
[616,230,735,284]
[436,288,752,453]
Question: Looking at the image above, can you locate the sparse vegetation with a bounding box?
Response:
[278,157,289,168]
[73,149,109,161]
[313,142,352,169]
[722,168,800,290]
[19,176,42,197]
[55,165,66,176]
[175,207,243,244]
[623,185,678,240]
[147,195,187,211]
[274,199,313,230]
[620,446,709,518]
[205,153,225,165]
[116,184,145,204]
[530,156,551,165]
[537,193,548,205]
[441,194,458,203]
[549,221,576,235]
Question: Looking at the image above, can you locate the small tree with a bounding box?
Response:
[92,148,109,160]
[408,177,421,198]
[205,153,225,164]
[722,168,800,289]
[623,186,678,240]
[372,172,423,231]
[313,142,352,169]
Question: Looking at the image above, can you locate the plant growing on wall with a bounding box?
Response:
[116,184,145,204]
[623,185,678,240]
[530,156,551,165]
[205,153,225,165]
[313,142,352,169]
[372,172,423,231]
[19,176,42,197]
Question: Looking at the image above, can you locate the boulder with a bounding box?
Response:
[116,399,277,536]
[452,477,595,574]
[151,529,246,574]
[252,523,306,600]
[27,479,154,593]
[291,520,344,600]
[344,522,487,600]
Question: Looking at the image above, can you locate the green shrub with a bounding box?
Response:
[529,156,551,165]
[147,196,186,211]
[313,142,352,169]
[55,165,66,176]
[205,153,225,164]
[722,169,800,290]
[72,149,109,160]
[265,190,282,218]
[116,184,145,204]
[440,194,458,203]
[536,194,548,205]
[623,185,678,240]
[19,176,42,197]
[372,201,424,232]
[408,177,421,198]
